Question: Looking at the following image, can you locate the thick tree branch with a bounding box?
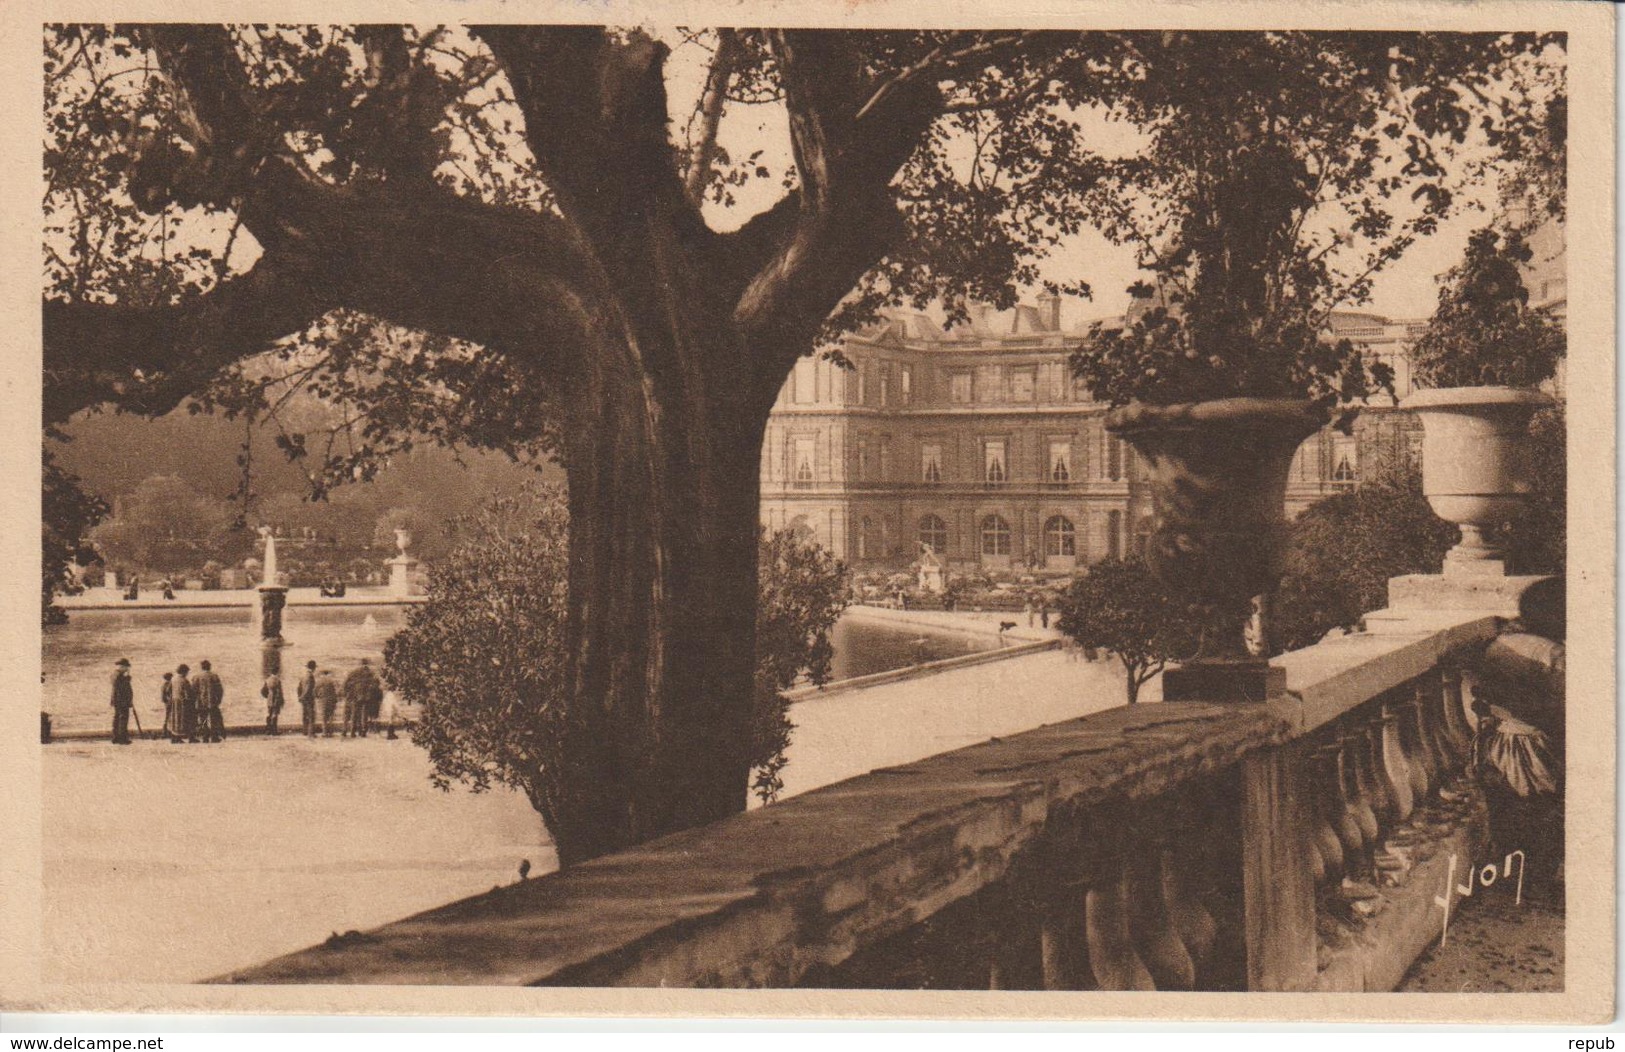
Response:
[43,252,330,424]
[683,29,741,208]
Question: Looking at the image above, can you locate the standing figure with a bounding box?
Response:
[1040,599,1051,630]
[110,658,133,745]
[316,669,340,737]
[174,664,198,743]
[343,659,382,739]
[196,659,225,743]
[262,671,285,736]
[297,660,318,738]
[1024,596,1036,629]
[159,671,175,740]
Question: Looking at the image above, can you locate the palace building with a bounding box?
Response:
[760,297,1428,571]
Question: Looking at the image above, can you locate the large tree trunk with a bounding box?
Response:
[542,249,774,867]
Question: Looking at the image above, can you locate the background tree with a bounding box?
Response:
[41,448,107,623]
[1054,558,1203,705]
[1271,456,1458,652]
[386,487,850,841]
[87,473,243,575]
[42,26,1553,862]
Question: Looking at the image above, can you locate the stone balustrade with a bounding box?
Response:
[219,579,1534,991]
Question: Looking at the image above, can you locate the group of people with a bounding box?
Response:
[108,656,395,743]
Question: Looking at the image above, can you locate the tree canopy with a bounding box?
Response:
[1053,558,1204,705]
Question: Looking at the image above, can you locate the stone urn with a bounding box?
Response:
[1400,386,1552,574]
[1106,398,1326,698]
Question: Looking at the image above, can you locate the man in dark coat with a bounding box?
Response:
[297,660,318,737]
[262,671,285,735]
[196,659,225,743]
[342,659,382,739]
[174,664,198,743]
[315,668,340,737]
[160,671,175,740]
[110,658,133,744]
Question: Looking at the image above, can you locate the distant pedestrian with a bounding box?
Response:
[110,658,133,744]
[343,659,382,739]
[316,669,340,737]
[159,671,175,739]
[1024,597,1036,629]
[382,691,401,740]
[1040,599,1051,630]
[196,660,225,743]
[297,660,318,737]
[174,664,198,743]
[262,671,285,736]
[123,576,139,601]
[160,578,175,601]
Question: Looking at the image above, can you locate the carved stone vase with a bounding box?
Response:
[1398,386,1552,574]
[1105,397,1326,700]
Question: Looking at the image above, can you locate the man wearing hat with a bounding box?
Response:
[297,660,319,738]
[196,659,225,743]
[174,663,198,743]
[109,658,134,744]
[316,667,341,737]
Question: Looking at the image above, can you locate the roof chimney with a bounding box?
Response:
[1037,291,1061,331]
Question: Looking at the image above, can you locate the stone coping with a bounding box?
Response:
[56,589,426,611]
[219,700,1285,987]
[782,639,1059,703]
[214,601,1510,988]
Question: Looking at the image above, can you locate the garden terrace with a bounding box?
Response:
[220,581,1529,991]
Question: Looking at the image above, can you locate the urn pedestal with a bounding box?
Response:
[1107,398,1327,702]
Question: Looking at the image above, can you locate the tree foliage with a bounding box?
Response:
[386,489,850,841]
[1067,32,1564,410]
[87,472,245,575]
[1272,457,1458,652]
[1409,227,1566,389]
[1054,558,1203,705]
[41,447,108,623]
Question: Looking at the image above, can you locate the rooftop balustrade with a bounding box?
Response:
[220,576,1540,991]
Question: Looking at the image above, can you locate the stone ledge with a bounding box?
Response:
[1268,611,1501,737]
[1388,572,1554,619]
[217,700,1286,987]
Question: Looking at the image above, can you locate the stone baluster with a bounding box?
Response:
[1129,848,1195,991]
[1399,682,1441,802]
[1308,745,1347,889]
[1356,717,1398,835]
[1085,862,1156,991]
[1160,847,1216,980]
[1339,733,1379,880]
[1376,700,1415,823]
[1435,665,1474,767]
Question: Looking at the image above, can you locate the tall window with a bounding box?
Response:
[878,437,890,481]
[858,516,873,559]
[1104,433,1124,481]
[1044,516,1076,557]
[856,437,870,481]
[984,440,1008,487]
[976,365,1004,404]
[855,365,867,405]
[901,366,913,405]
[1010,367,1037,402]
[879,363,891,406]
[793,358,817,404]
[1047,441,1072,487]
[921,443,943,484]
[1107,510,1123,560]
[1331,436,1358,488]
[919,514,948,555]
[950,371,973,404]
[981,515,1012,556]
[792,436,815,489]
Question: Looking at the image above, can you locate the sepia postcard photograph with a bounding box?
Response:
[0,0,1615,1027]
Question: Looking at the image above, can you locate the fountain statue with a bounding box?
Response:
[917,542,945,594]
[387,526,421,597]
[257,526,289,646]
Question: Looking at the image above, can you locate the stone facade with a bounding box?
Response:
[761,301,1426,569]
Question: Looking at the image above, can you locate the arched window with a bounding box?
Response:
[1044,516,1076,557]
[918,515,948,556]
[981,515,1012,556]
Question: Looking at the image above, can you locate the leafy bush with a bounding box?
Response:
[1054,558,1205,705]
[1272,459,1457,652]
[386,486,851,842]
[1409,228,1565,389]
